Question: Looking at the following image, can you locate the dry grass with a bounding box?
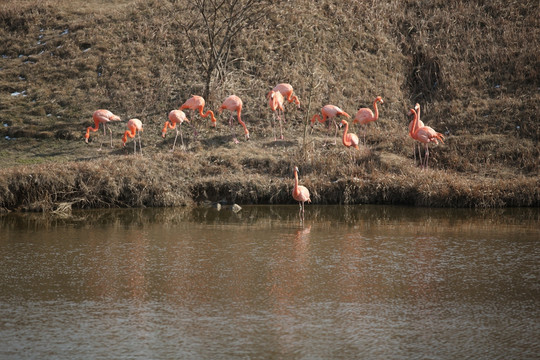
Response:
[0,0,538,211]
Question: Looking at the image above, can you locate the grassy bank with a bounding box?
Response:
[0,142,537,212]
[0,0,538,211]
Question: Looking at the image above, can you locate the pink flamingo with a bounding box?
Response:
[122,118,143,155]
[409,108,444,169]
[340,119,359,150]
[353,96,384,145]
[292,166,311,221]
[408,103,424,166]
[311,104,351,144]
[273,83,300,108]
[267,90,285,140]
[162,110,191,151]
[179,95,217,134]
[84,109,122,149]
[219,95,249,144]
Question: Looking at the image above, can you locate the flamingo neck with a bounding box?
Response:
[342,122,351,146]
[294,171,299,194]
[200,109,216,124]
[237,110,249,135]
[85,120,101,139]
[408,120,415,137]
[310,114,321,124]
[373,99,379,120]
[162,121,176,134]
[122,128,137,144]
[410,109,419,135]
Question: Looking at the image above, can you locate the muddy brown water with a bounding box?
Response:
[1,205,538,359]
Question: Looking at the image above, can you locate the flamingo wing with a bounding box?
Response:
[354,108,374,124]
[293,185,311,203]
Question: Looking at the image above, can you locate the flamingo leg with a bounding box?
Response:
[272,112,277,141]
[138,131,142,155]
[327,119,332,139]
[178,125,185,150]
[190,110,198,137]
[229,115,239,144]
[278,111,284,140]
[363,126,367,146]
[171,128,178,152]
[333,120,339,144]
[109,125,114,148]
[98,125,106,150]
[179,126,184,149]
[185,121,198,139]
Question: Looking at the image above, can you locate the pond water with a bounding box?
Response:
[0,205,538,359]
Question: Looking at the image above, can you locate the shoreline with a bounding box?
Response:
[0,148,537,213]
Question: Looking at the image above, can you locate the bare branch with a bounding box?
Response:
[179,0,274,98]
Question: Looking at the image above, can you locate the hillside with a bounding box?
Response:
[0,0,538,211]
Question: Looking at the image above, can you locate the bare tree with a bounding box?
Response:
[180,0,273,100]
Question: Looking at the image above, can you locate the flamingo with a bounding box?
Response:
[84,109,122,149]
[408,103,424,166]
[267,90,285,140]
[219,95,249,144]
[310,104,350,144]
[273,83,300,108]
[292,166,311,221]
[340,119,359,150]
[179,95,217,134]
[162,110,192,151]
[409,108,444,169]
[122,118,143,155]
[353,96,384,145]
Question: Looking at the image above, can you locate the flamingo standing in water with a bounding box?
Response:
[162,110,192,151]
[267,90,285,140]
[408,103,424,166]
[122,118,143,155]
[273,83,300,109]
[292,166,311,221]
[84,109,122,149]
[219,95,249,144]
[340,119,360,151]
[353,96,384,145]
[409,108,444,169]
[179,95,217,135]
[311,104,350,144]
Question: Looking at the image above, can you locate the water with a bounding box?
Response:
[0,205,538,359]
